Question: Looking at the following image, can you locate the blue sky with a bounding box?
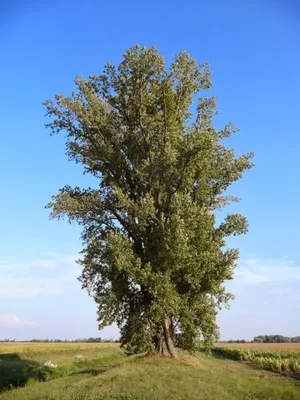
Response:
[1,0,300,340]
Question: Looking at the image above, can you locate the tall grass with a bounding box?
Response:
[213,346,300,374]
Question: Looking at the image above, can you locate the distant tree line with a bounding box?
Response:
[226,339,247,343]
[0,337,120,343]
[217,335,300,344]
[2,335,300,344]
[253,335,300,343]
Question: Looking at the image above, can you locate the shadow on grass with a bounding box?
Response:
[72,368,106,376]
[0,353,51,391]
[0,352,136,392]
[71,353,144,378]
[71,361,125,377]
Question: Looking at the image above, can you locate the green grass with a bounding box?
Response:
[0,343,299,399]
[0,344,124,391]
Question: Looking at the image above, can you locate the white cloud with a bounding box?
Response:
[0,278,76,299]
[0,254,81,299]
[234,257,300,285]
[0,254,79,272]
[219,256,300,339]
[0,314,39,327]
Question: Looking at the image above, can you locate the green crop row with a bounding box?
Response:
[213,347,300,374]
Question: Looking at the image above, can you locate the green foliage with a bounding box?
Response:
[254,335,294,343]
[0,355,50,391]
[44,45,253,355]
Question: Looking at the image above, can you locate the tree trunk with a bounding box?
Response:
[155,315,179,359]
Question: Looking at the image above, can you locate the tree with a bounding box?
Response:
[253,336,265,343]
[254,335,291,343]
[44,45,253,359]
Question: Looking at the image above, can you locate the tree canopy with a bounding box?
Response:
[44,45,253,358]
[254,335,298,343]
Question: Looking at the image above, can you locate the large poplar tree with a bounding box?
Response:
[45,46,253,359]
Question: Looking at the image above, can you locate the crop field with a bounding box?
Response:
[0,342,118,354]
[213,343,300,375]
[0,342,300,399]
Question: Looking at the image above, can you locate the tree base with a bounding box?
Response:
[147,351,171,359]
[155,315,179,360]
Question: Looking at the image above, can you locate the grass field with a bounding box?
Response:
[0,343,299,399]
[0,342,118,354]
